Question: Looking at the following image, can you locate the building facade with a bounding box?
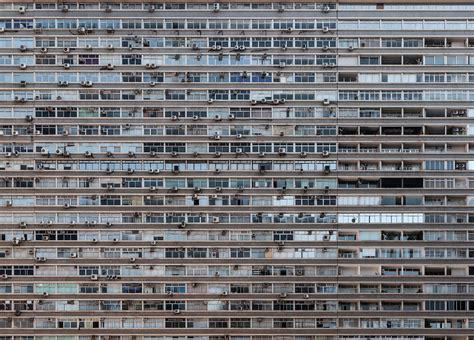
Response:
[0,0,473,339]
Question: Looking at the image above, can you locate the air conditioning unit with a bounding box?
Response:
[278,147,286,155]
[90,274,98,281]
[19,45,27,52]
[107,44,114,50]
[213,217,220,223]
[212,3,220,12]
[85,44,92,49]
[322,151,330,157]
[236,134,242,139]
[300,151,308,158]
[19,221,27,228]
[78,27,87,34]
[40,148,49,155]
[63,63,71,69]
[178,222,186,229]
[149,186,157,192]
[208,99,214,104]
[70,252,78,258]
[322,99,330,105]
[251,99,258,105]
[173,309,181,314]
[149,81,156,87]
[61,4,69,12]
[322,27,330,33]
[322,4,331,12]
[40,47,48,53]
[81,80,93,87]
[228,114,235,120]
[58,81,69,87]
[36,257,47,262]
[19,63,27,70]
[236,148,243,154]
[258,151,266,158]
[129,257,136,263]
[0,28,5,33]
[148,5,156,12]
[213,114,221,121]
[18,6,26,14]
[106,64,114,70]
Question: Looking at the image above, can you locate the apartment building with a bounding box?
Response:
[0,0,473,339]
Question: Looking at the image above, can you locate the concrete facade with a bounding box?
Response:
[0,1,473,339]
